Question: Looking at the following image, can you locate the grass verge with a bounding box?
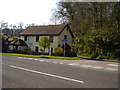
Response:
[1,53,83,60]
[79,54,120,61]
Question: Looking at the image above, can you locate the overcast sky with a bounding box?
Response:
[0,0,60,25]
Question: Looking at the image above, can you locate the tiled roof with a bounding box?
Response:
[20,24,69,36]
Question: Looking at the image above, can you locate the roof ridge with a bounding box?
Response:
[30,23,67,27]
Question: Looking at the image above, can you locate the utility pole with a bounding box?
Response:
[49,44,51,56]
[63,42,65,57]
[62,39,68,57]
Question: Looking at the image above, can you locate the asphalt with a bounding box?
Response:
[2,55,119,88]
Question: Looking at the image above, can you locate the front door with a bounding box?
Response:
[15,46,18,51]
[35,46,39,52]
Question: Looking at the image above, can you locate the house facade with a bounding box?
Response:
[20,24,74,54]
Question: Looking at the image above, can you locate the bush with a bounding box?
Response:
[96,55,105,59]
[27,51,41,55]
[19,50,28,54]
[90,53,99,59]
[65,50,77,57]
[54,47,63,56]
[18,50,40,55]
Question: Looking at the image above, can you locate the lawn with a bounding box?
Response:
[1,53,83,60]
[1,53,119,62]
[79,53,120,61]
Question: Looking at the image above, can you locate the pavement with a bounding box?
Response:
[2,55,119,88]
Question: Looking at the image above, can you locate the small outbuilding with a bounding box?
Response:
[8,39,28,51]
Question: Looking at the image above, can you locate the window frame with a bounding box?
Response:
[36,36,39,42]
[24,36,27,41]
[64,35,67,39]
[49,36,54,43]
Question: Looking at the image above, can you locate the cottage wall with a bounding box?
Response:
[21,36,58,53]
[58,27,72,47]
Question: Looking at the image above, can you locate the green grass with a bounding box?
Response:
[1,53,119,61]
[1,53,83,60]
[79,53,120,61]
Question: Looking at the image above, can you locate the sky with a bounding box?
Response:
[0,0,60,25]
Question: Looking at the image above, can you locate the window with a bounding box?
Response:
[36,36,39,42]
[64,35,67,39]
[58,44,61,47]
[49,36,53,43]
[24,36,27,41]
[35,46,39,52]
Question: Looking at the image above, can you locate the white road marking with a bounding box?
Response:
[86,61,97,63]
[33,59,39,61]
[80,65,93,68]
[22,58,29,59]
[105,68,118,71]
[18,57,44,62]
[59,63,63,64]
[53,62,58,63]
[18,57,22,59]
[68,63,79,66]
[10,65,84,84]
[27,58,33,60]
[91,66,103,69]
[107,64,118,67]
[39,60,44,61]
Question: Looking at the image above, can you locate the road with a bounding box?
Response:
[2,55,118,88]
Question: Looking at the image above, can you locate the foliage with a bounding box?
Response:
[15,50,41,55]
[52,2,120,59]
[27,51,41,55]
[38,37,50,54]
[54,47,63,56]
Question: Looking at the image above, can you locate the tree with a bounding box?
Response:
[38,37,50,54]
[52,2,120,59]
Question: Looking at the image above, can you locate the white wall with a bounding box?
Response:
[58,27,72,47]
[51,36,58,52]
[21,36,52,53]
[18,46,27,50]
[9,45,13,50]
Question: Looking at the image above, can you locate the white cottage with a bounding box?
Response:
[20,24,74,54]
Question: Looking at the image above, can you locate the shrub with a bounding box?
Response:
[18,50,40,55]
[19,50,28,54]
[65,50,77,57]
[54,47,63,56]
[96,55,105,59]
[27,51,40,55]
[90,53,99,59]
